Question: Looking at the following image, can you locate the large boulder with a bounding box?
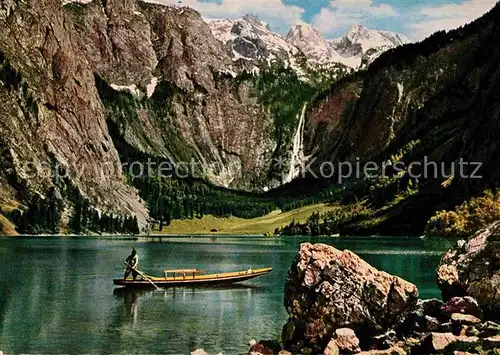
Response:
[437,221,500,318]
[282,243,419,353]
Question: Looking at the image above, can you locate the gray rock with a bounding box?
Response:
[476,321,500,338]
[423,315,441,332]
[443,336,481,353]
[395,299,440,336]
[372,330,397,350]
[441,296,484,320]
[249,340,278,355]
[418,332,456,353]
[437,222,500,318]
[440,322,454,333]
[450,313,482,326]
[421,298,445,319]
[334,328,360,354]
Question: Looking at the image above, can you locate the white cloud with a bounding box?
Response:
[312,0,397,37]
[331,0,396,17]
[145,0,305,34]
[409,0,497,40]
[313,8,361,35]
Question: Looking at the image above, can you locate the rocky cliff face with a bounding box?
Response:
[0,0,148,230]
[0,0,281,233]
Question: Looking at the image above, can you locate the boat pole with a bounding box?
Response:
[124,262,160,290]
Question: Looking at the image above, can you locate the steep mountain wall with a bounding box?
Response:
[303,4,500,234]
[0,0,281,233]
[0,0,148,230]
[68,0,277,189]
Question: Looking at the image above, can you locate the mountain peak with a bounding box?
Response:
[208,16,409,70]
[241,14,270,30]
[289,23,315,32]
[349,24,365,31]
[286,23,323,42]
[344,24,409,49]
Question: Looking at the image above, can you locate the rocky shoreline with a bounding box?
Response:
[193,222,499,355]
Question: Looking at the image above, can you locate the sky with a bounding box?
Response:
[150,0,498,41]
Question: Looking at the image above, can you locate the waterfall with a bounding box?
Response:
[284,103,307,184]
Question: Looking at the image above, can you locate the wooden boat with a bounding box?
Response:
[113,267,273,288]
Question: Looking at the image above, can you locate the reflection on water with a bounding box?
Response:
[113,288,143,320]
[113,284,267,322]
[0,236,454,354]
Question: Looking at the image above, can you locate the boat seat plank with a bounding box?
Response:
[163,269,203,274]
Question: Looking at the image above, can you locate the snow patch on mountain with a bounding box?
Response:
[110,83,141,97]
[146,77,158,98]
[287,24,409,69]
[62,0,92,5]
[207,15,409,73]
[208,15,301,70]
[343,25,409,54]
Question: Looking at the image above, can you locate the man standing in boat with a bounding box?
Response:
[124,248,139,280]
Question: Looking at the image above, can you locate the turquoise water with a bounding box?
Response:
[0,236,455,354]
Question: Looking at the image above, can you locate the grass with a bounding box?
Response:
[153,204,337,235]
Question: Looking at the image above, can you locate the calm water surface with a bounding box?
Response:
[0,236,456,354]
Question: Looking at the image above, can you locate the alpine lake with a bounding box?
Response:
[0,235,457,354]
